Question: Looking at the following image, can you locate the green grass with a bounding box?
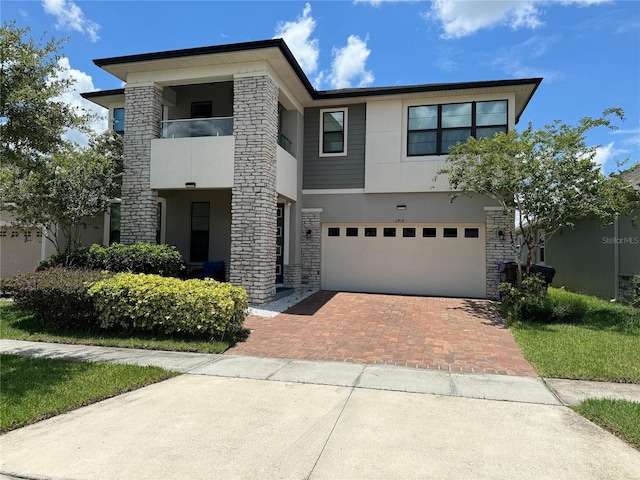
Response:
[0,302,231,354]
[573,399,640,450]
[0,353,178,433]
[509,288,640,383]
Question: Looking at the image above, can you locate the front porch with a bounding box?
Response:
[157,189,301,302]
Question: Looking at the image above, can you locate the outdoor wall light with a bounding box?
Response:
[185,182,196,188]
[498,230,505,241]
[306,229,312,238]
[396,205,407,210]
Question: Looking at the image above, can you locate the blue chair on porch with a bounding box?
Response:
[202,261,225,282]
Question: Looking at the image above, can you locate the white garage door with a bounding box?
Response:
[1,228,43,278]
[321,223,486,298]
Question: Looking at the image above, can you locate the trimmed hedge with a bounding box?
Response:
[38,243,186,277]
[12,268,110,330]
[87,273,247,339]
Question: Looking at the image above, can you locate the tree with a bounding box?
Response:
[1,21,120,254]
[438,108,640,276]
[0,21,92,170]
[2,131,123,254]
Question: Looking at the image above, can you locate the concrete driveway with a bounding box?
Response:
[2,374,639,480]
[229,291,536,376]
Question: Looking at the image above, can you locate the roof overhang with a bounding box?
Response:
[84,39,542,121]
[313,78,542,124]
[80,88,125,108]
[91,39,315,106]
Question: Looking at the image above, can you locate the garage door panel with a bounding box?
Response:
[321,224,485,298]
[1,229,43,278]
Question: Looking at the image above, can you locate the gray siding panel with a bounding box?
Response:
[303,103,366,189]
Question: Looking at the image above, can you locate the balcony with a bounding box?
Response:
[161,117,234,138]
[151,116,298,196]
[278,132,293,155]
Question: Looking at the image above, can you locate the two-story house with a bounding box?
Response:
[80,38,541,304]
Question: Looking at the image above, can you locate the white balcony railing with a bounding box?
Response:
[161,117,233,139]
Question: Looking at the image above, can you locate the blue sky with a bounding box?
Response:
[4,0,639,174]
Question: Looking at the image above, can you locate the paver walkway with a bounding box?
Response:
[228,291,537,376]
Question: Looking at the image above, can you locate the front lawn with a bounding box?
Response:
[0,354,178,433]
[509,288,640,383]
[0,302,231,354]
[573,399,640,450]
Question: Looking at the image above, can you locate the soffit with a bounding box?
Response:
[100,48,314,105]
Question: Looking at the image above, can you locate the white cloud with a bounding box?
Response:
[353,0,412,6]
[273,3,320,75]
[428,0,543,39]
[428,0,613,39]
[561,0,612,5]
[491,35,561,80]
[273,5,375,90]
[593,141,616,168]
[329,35,375,89]
[591,140,635,172]
[613,127,640,147]
[51,57,108,145]
[42,0,100,42]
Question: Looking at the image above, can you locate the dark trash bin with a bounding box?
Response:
[499,262,555,286]
[529,264,556,286]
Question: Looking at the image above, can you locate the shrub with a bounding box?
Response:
[633,274,640,310]
[37,247,95,270]
[89,243,186,277]
[1,276,17,297]
[87,273,247,339]
[38,243,186,277]
[12,268,109,330]
[501,276,594,324]
[500,274,554,323]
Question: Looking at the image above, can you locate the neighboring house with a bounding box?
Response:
[539,167,640,301]
[70,39,539,304]
[0,209,106,278]
[0,211,51,279]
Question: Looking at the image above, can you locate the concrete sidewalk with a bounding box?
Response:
[2,340,640,479]
[0,339,556,405]
[3,339,640,406]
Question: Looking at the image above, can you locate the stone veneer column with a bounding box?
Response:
[121,84,162,244]
[230,73,279,304]
[485,207,515,299]
[283,264,302,290]
[301,208,322,289]
[618,274,636,304]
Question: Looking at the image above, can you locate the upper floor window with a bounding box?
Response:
[407,100,507,156]
[113,108,125,135]
[320,108,348,157]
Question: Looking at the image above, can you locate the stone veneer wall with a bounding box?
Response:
[301,209,322,289]
[485,207,515,300]
[283,264,302,290]
[121,84,162,244]
[229,74,279,304]
[618,274,638,304]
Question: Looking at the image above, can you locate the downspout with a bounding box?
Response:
[613,216,619,301]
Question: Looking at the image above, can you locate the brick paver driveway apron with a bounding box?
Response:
[227,291,536,376]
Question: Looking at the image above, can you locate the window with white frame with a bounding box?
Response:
[320,108,348,156]
[407,100,507,156]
